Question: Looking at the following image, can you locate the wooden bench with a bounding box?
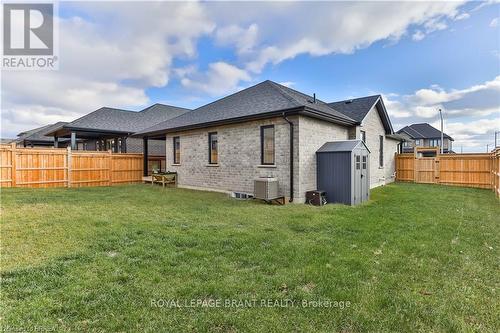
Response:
[151,173,177,187]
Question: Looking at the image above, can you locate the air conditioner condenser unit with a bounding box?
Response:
[254,177,279,200]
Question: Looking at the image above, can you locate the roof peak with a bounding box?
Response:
[330,94,381,104]
[266,80,324,105]
[410,122,434,126]
[190,80,272,112]
[140,103,191,113]
[98,106,137,113]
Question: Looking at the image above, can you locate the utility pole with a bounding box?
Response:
[461,145,463,154]
[438,109,444,154]
[486,144,489,153]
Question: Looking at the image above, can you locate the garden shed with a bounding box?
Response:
[316,140,370,205]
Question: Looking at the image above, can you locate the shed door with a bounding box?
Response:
[361,154,369,202]
[354,154,362,204]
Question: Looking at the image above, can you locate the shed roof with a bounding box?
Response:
[135,80,357,137]
[316,140,370,153]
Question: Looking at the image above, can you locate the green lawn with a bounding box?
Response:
[1,183,499,332]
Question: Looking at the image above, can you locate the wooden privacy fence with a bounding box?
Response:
[396,150,500,195]
[0,144,159,188]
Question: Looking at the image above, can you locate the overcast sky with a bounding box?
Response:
[1,1,499,152]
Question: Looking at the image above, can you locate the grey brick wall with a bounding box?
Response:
[162,112,398,202]
[165,116,298,199]
[358,106,398,188]
[384,138,399,183]
[126,138,165,155]
[297,116,349,202]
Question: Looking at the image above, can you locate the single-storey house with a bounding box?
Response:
[16,122,72,148]
[135,80,402,203]
[397,123,454,154]
[47,103,190,155]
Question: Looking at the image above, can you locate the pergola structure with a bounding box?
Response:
[46,104,189,176]
[16,122,72,148]
[48,124,131,152]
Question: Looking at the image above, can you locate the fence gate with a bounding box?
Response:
[414,158,438,184]
[396,151,497,191]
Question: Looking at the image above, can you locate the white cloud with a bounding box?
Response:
[180,62,251,96]
[247,38,331,73]
[472,0,499,12]
[414,105,444,118]
[412,30,426,41]
[434,119,499,136]
[383,95,412,118]
[454,12,470,20]
[423,18,448,32]
[387,77,500,152]
[213,1,466,73]
[278,81,295,88]
[429,118,499,150]
[215,24,258,54]
[3,0,494,144]
[490,17,499,27]
[1,2,214,138]
[408,76,500,112]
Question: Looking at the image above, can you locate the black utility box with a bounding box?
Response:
[305,190,327,206]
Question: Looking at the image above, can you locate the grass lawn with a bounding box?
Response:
[1,183,499,332]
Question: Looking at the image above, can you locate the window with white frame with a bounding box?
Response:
[429,139,441,147]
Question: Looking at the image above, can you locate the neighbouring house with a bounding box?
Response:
[0,139,15,145]
[135,80,402,202]
[397,123,454,154]
[15,122,73,148]
[46,103,190,155]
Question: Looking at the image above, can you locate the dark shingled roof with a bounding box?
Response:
[135,80,356,136]
[327,95,381,122]
[397,123,453,140]
[17,122,70,143]
[316,140,370,153]
[60,104,191,135]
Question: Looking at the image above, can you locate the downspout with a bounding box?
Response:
[282,113,294,202]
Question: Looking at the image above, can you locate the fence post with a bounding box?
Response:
[109,150,113,186]
[67,146,72,188]
[435,155,440,184]
[10,142,16,187]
